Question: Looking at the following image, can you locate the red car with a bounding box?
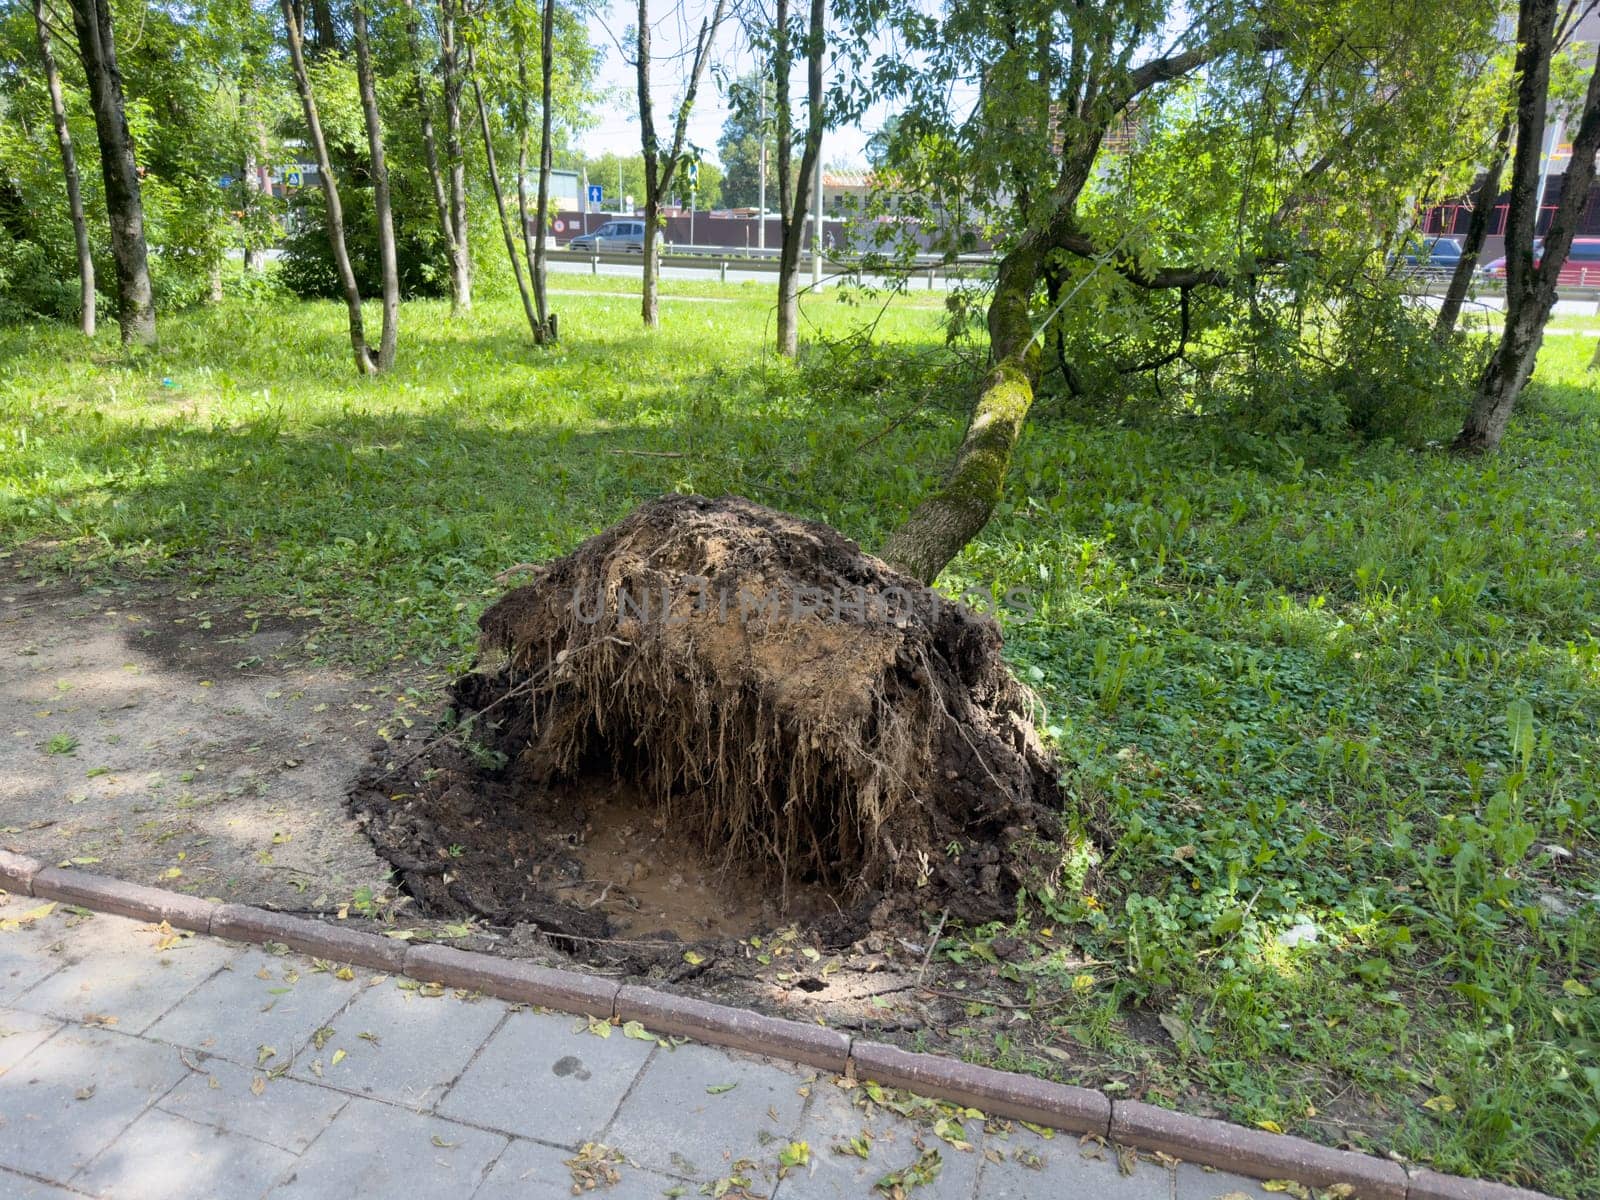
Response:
[1483,237,1600,286]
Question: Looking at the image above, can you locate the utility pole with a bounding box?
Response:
[758,85,767,249]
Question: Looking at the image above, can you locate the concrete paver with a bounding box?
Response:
[157,1057,349,1154]
[0,1025,187,1179]
[0,1006,60,1074]
[437,1007,654,1146]
[262,1096,505,1200]
[13,913,238,1033]
[604,1040,809,1182]
[143,946,358,1069]
[74,1106,297,1200]
[292,979,505,1110]
[471,1138,685,1200]
[0,900,1190,1200]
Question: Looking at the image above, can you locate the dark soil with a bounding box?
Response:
[348,495,1066,968]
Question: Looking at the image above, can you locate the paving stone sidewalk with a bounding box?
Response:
[0,900,1275,1200]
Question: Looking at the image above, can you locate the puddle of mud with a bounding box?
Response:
[551,785,837,942]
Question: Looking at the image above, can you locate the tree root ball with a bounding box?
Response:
[461,494,1064,927]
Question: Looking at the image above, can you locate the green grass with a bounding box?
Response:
[3,291,1600,1195]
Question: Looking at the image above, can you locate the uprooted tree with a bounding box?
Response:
[833,0,1502,583]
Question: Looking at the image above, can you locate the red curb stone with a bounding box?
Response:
[616,985,851,1072]
[1112,1101,1406,1200]
[210,904,408,972]
[0,849,43,895]
[1407,1169,1556,1200]
[406,943,620,1016]
[30,868,217,932]
[850,1039,1110,1135]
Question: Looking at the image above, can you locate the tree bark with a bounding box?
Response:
[1435,110,1511,340]
[403,0,460,309]
[280,0,376,374]
[534,0,556,339]
[1456,0,1600,451]
[774,0,825,357]
[354,1,399,371]
[636,0,726,328]
[33,0,94,337]
[880,241,1044,582]
[440,0,472,311]
[470,50,539,336]
[67,0,154,346]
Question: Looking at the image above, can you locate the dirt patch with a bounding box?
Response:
[350,495,1065,965]
[0,557,397,912]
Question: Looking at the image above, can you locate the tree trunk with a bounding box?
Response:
[404,0,459,308]
[354,1,399,371]
[635,0,726,328]
[1435,110,1510,340]
[774,0,825,358]
[33,0,94,337]
[1457,0,1599,451]
[470,52,539,336]
[440,0,472,311]
[279,0,375,374]
[534,0,556,339]
[879,242,1044,582]
[67,0,154,346]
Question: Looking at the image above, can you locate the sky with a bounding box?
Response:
[579,0,879,168]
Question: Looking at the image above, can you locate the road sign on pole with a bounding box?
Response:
[587,184,604,207]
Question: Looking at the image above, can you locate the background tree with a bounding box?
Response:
[717,71,776,208]
[67,0,154,345]
[767,0,825,356]
[633,0,727,327]
[352,0,398,369]
[1456,0,1600,449]
[30,0,93,335]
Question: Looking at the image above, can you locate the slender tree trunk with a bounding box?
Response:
[33,0,94,337]
[534,0,556,339]
[470,51,539,336]
[280,0,375,374]
[440,0,472,310]
[354,1,399,371]
[774,0,825,358]
[1456,0,1600,451]
[635,0,726,328]
[1436,110,1511,340]
[403,0,460,310]
[67,0,154,346]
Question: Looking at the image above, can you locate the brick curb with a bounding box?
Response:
[0,856,1557,1200]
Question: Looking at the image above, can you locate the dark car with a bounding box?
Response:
[1399,235,1464,269]
[566,220,662,254]
[1483,237,1600,287]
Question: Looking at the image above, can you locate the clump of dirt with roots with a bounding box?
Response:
[348,495,1067,968]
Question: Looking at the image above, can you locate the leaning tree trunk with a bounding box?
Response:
[279,0,375,374]
[33,0,94,337]
[880,240,1046,582]
[439,0,472,311]
[470,54,539,336]
[67,0,154,346]
[353,1,399,371]
[1436,111,1511,341]
[1457,0,1599,451]
[403,0,459,308]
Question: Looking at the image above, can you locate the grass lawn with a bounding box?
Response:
[3,286,1599,1196]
